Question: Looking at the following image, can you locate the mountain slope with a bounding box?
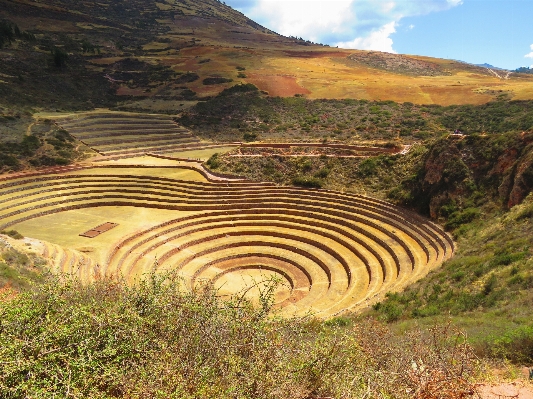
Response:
[2,0,533,110]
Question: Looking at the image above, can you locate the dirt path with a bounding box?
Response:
[477,369,533,399]
[477,382,533,399]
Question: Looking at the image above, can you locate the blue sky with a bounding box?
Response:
[224,0,533,70]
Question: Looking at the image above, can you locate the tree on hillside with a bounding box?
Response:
[0,20,16,48]
[51,47,68,68]
[515,67,533,74]
[0,19,36,48]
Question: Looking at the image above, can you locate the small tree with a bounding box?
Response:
[0,20,16,48]
[51,47,68,68]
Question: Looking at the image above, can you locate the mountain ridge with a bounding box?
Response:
[2,0,533,109]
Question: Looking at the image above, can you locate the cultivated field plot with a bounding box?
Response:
[54,111,230,159]
[0,160,454,317]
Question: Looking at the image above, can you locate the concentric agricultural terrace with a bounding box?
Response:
[0,113,454,317]
[54,112,233,159]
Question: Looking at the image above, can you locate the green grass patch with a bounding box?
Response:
[291,176,323,188]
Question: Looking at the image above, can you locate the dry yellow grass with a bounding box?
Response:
[129,40,533,105]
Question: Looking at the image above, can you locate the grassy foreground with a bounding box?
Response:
[0,271,480,399]
[369,194,533,365]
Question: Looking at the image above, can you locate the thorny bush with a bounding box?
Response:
[0,273,480,398]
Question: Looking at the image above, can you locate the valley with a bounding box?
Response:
[1,0,533,397]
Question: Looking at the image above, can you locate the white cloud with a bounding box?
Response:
[243,0,354,43]
[409,24,415,30]
[525,44,533,59]
[336,21,397,53]
[228,0,463,52]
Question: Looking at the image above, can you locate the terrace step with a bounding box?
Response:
[94,137,200,152]
[54,112,204,157]
[82,133,196,146]
[0,165,454,317]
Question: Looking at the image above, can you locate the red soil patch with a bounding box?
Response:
[89,57,124,65]
[0,284,18,302]
[246,73,311,97]
[181,58,202,71]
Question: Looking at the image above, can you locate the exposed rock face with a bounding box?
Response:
[406,132,533,218]
[507,148,533,207]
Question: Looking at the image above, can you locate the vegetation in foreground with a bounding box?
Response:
[0,271,480,399]
[0,233,48,291]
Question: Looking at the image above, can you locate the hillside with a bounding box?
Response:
[178,85,533,143]
[2,1,533,397]
[2,0,533,112]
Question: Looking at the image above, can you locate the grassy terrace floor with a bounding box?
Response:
[0,153,453,317]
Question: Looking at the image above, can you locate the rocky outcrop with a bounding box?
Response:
[404,132,533,219]
[507,146,533,207]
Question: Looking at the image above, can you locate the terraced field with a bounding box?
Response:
[0,158,453,317]
[54,112,232,159]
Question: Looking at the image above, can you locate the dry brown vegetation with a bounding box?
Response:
[0,269,482,399]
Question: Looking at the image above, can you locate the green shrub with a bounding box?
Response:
[481,325,533,363]
[206,153,221,169]
[291,177,323,188]
[324,317,351,327]
[412,305,440,318]
[243,132,257,142]
[357,157,378,176]
[314,167,330,179]
[175,72,200,84]
[452,271,466,282]
[445,208,480,230]
[300,159,313,172]
[483,274,497,295]
[0,230,23,239]
[219,83,258,96]
[488,252,527,269]
[380,302,403,322]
